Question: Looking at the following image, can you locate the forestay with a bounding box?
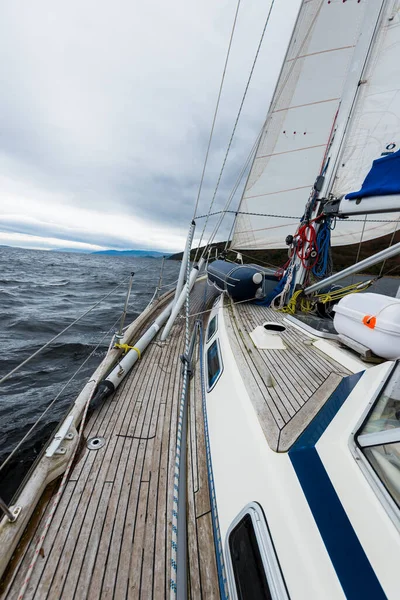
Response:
[231,0,393,251]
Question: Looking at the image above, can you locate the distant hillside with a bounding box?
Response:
[169,230,400,277]
[53,247,93,253]
[92,249,169,258]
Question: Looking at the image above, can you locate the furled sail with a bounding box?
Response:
[231,0,398,251]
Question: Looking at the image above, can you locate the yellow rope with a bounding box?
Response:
[114,343,141,358]
[315,280,372,304]
[278,290,303,315]
[278,280,373,314]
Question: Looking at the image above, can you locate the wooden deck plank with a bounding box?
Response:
[105,439,146,598]
[86,438,136,600]
[127,481,150,599]
[140,403,166,599]
[197,513,219,599]
[66,482,113,600]
[187,399,202,600]
[193,355,212,518]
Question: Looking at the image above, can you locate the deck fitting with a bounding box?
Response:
[87,437,106,450]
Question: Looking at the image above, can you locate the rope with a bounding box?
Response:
[16,316,121,600]
[0,313,123,477]
[271,263,296,310]
[0,276,131,387]
[276,279,374,315]
[194,0,277,259]
[169,218,192,598]
[192,0,242,220]
[114,343,141,358]
[294,222,319,270]
[312,218,332,279]
[315,280,374,304]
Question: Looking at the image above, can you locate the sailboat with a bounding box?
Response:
[1,0,400,598]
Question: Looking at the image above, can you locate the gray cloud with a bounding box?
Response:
[0,0,300,251]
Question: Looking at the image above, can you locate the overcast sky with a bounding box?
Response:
[0,0,301,253]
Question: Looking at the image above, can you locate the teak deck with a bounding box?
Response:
[1,280,219,600]
[228,302,350,451]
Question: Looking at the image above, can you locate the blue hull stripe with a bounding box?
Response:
[289,372,387,599]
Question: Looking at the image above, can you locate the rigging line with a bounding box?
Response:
[231,250,279,270]
[192,0,242,220]
[195,210,399,224]
[378,216,400,277]
[224,212,238,252]
[380,262,400,278]
[200,126,263,257]
[355,215,368,265]
[352,214,367,284]
[0,276,131,387]
[0,313,123,476]
[194,0,277,260]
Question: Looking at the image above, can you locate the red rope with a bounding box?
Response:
[294,222,319,269]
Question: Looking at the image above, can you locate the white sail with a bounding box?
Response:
[231,0,389,251]
[327,0,400,245]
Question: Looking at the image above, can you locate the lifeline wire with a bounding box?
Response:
[194,209,400,224]
[0,276,131,387]
[0,313,124,476]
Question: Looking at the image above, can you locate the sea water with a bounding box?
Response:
[0,246,180,501]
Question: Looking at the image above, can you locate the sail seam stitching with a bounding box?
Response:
[286,44,355,62]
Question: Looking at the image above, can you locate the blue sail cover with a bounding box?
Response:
[345,149,400,200]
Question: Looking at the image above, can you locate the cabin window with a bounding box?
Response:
[207,315,218,342]
[229,514,272,600]
[207,340,222,390]
[226,503,288,600]
[357,363,400,508]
